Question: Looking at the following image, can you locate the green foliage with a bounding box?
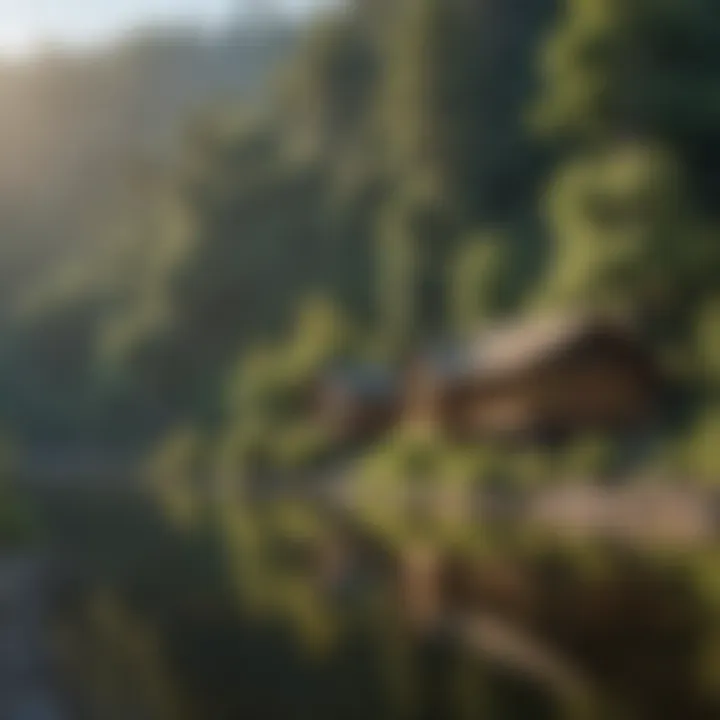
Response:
[148,426,208,527]
[218,295,356,480]
[230,295,357,421]
[358,428,508,491]
[450,231,512,335]
[374,0,554,343]
[540,142,701,313]
[58,590,187,720]
[682,407,720,482]
[695,298,720,390]
[282,11,378,161]
[534,0,720,150]
[274,424,334,473]
[558,435,617,480]
[357,426,624,497]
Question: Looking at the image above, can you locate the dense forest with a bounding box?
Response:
[2,0,720,483]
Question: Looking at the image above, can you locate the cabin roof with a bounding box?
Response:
[419,312,642,383]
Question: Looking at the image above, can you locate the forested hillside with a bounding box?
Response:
[0,14,298,445]
[0,15,296,306]
[5,0,720,479]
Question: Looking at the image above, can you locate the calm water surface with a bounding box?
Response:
[24,484,720,720]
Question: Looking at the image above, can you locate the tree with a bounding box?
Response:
[540,142,699,314]
[534,0,720,209]
[450,230,512,335]
[695,297,720,391]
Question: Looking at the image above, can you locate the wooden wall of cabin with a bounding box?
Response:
[443,353,656,440]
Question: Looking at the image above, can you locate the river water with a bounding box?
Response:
[18,484,720,720]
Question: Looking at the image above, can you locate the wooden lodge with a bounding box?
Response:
[403,313,660,442]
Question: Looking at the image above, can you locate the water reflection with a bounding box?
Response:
[27,485,720,719]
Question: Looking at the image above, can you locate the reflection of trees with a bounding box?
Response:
[43,484,720,720]
[55,589,187,720]
[215,498,570,717]
[216,490,720,720]
[219,500,344,653]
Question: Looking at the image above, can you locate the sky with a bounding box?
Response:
[0,0,327,56]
